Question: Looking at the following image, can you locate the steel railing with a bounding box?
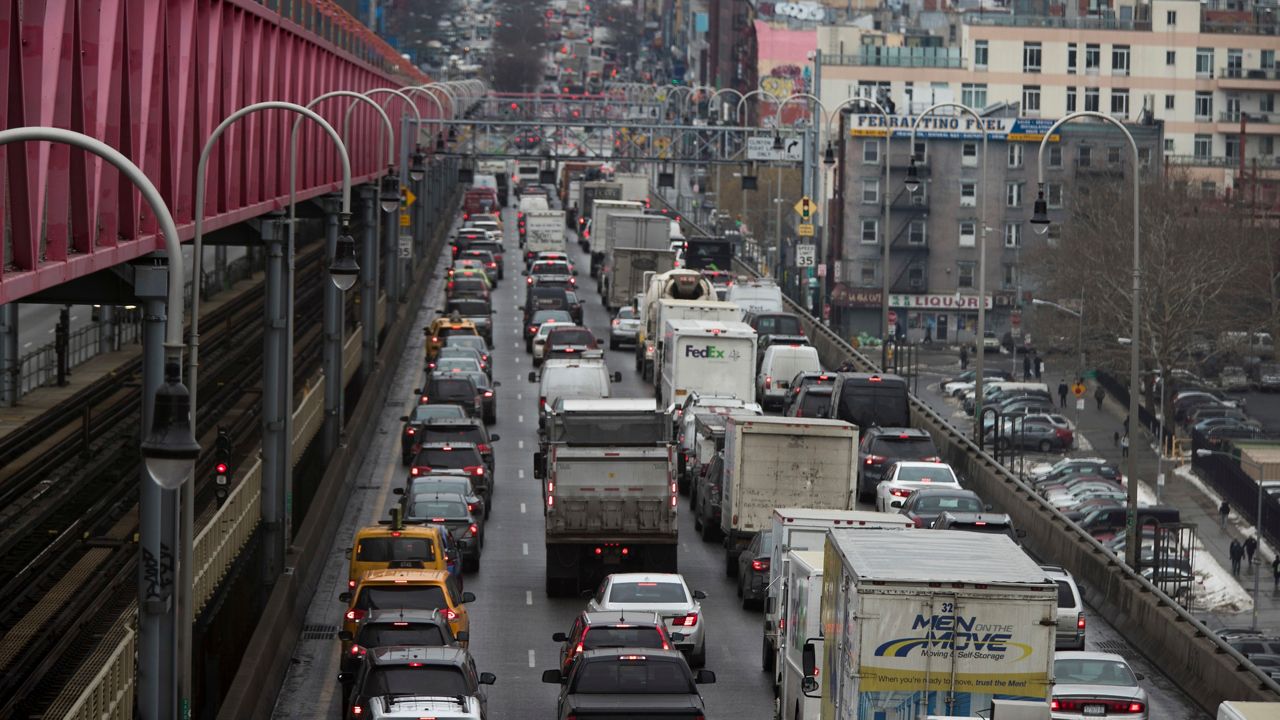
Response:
[193,459,263,614]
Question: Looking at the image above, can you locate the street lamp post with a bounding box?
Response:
[907,103,990,431]
[1032,111,1142,569]
[843,97,896,370]
[0,127,194,720]
[1198,448,1263,629]
[1032,296,1084,430]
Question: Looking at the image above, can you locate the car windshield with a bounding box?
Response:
[408,498,469,518]
[355,537,437,563]
[363,666,469,696]
[414,448,481,468]
[914,494,982,513]
[573,659,693,694]
[354,585,447,612]
[608,581,687,604]
[448,300,490,317]
[893,466,956,484]
[549,329,593,346]
[532,310,572,324]
[427,378,475,401]
[356,623,447,648]
[582,627,667,651]
[410,405,466,423]
[1054,658,1137,686]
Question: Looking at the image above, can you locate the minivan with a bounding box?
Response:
[1041,565,1086,650]
[530,356,622,429]
[756,345,821,410]
[828,373,911,429]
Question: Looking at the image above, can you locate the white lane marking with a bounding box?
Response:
[518,415,524,424]
[23,342,31,349]
[518,469,525,479]
[513,328,518,334]
[518,440,524,449]
[515,356,521,364]
[70,315,79,321]
[526,590,533,605]
[47,328,55,334]
[514,341,521,349]
[528,650,536,668]
[517,393,523,401]
[521,502,527,513]
[522,542,529,555]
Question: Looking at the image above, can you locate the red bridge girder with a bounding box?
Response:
[0,0,439,304]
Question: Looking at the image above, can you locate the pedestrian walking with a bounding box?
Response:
[1272,557,1279,590]
[1123,415,1130,434]
[1246,535,1259,566]
[1023,354,1032,380]
[1120,434,1130,458]
[1034,354,1044,381]
[1095,386,1106,411]
[1231,539,1244,576]
[1058,380,1069,408]
[959,345,969,371]
[1220,500,1232,529]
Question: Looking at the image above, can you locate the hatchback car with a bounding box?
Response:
[402,471,488,520]
[544,325,598,363]
[338,608,466,676]
[1042,565,1086,650]
[609,306,641,349]
[1050,651,1147,719]
[586,573,709,667]
[552,610,678,673]
[875,461,962,513]
[340,646,494,720]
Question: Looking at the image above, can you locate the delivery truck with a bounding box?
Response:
[614,171,651,205]
[603,213,673,309]
[803,530,1057,720]
[765,509,914,681]
[523,209,567,263]
[636,270,719,381]
[607,248,676,313]
[586,199,644,278]
[719,417,858,576]
[779,550,824,720]
[576,181,623,251]
[660,319,756,409]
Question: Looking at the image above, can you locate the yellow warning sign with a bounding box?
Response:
[403,188,417,207]
[797,223,815,237]
[794,196,816,218]
[400,212,411,228]
[1072,383,1087,398]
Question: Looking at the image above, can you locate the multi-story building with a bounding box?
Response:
[816,0,1279,197]
[829,110,1163,342]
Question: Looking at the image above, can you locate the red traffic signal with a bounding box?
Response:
[216,462,229,475]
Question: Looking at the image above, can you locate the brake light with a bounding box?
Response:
[865,454,887,465]
[764,376,772,389]
[675,613,698,626]
[487,262,497,268]
[477,444,491,453]
[349,643,366,656]
[467,466,485,476]
[612,319,620,326]
[352,705,363,715]
[889,487,913,498]
[527,277,534,284]
[467,523,479,536]
[348,579,356,588]
[420,396,428,403]
[752,558,769,572]
[345,609,366,622]
[411,467,426,476]
[405,427,416,436]
[484,391,494,398]
[1077,613,1086,630]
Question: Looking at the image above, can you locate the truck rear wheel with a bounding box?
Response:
[762,635,775,673]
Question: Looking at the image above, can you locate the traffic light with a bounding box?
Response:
[214,427,232,506]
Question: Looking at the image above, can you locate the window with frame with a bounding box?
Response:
[1226,136,1239,160]
[1048,146,1063,168]
[1262,136,1275,157]
[860,264,876,285]
[1165,94,1175,110]
[1085,44,1101,70]
[1201,180,1218,196]
[861,219,879,244]
[1004,223,1021,248]
[1195,92,1213,120]
[1003,263,1018,289]
[1166,50,1176,66]
[912,140,928,163]
[863,141,880,163]
[974,40,989,69]
[1166,10,1177,25]
[1227,49,1243,75]
[958,261,976,288]
[1112,45,1130,75]
[1066,87,1078,113]
[863,179,879,204]
[1008,143,1024,168]
[1084,88,1100,112]
[961,83,988,109]
[1022,85,1041,113]
[1067,43,1078,74]
[959,221,977,247]
[1107,146,1122,164]
[1138,147,1152,167]
[1262,94,1276,113]
[960,181,977,207]
[1023,42,1042,73]
[1078,146,1092,167]
[1196,48,1213,77]
[1046,224,1062,244]
[1046,183,1063,208]
[1264,50,1276,69]
[908,220,927,245]
[962,142,978,167]
[1006,182,1023,208]
[907,266,925,288]
[1111,89,1129,118]
[1164,138,1175,153]
[1194,134,1212,159]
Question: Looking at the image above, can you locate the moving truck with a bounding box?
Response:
[586,199,644,278]
[765,509,913,683]
[719,417,858,575]
[804,530,1056,720]
[602,213,673,310]
[779,550,824,720]
[636,270,719,381]
[659,319,756,408]
[614,171,651,205]
[523,209,567,263]
[576,181,623,251]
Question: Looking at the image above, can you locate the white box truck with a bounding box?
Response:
[779,549,825,720]
[587,199,644,278]
[765,509,914,682]
[523,209,567,263]
[603,213,673,309]
[614,171,651,205]
[719,417,858,575]
[804,530,1056,720]
[659,319,756,409]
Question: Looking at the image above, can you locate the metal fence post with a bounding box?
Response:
[0,304,18,406]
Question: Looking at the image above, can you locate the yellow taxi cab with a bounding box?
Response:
[338,568,474,643]
[425,312,480,361]
[344,521,451,591]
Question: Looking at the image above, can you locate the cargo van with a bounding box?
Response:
[530,354,622,429]
[756,345,821,410]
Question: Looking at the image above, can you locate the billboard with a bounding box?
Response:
[848,114,1062,142]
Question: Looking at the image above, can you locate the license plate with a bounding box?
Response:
[1083,705,1106,716]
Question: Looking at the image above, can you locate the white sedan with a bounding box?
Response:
[875,461,962,513]
[530,321,565,365]
[587,573,708,668]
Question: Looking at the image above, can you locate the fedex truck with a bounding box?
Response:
[659,319,756,408]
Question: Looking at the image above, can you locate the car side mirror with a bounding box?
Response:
[456,630,469,642]
[338,630,353,641]
[338,592,352,603]
[490,434,500,441]
[542,669,565,684]
[337,672,354,684]
[692,590,707,600]
[528,371,538,383]
[393,488,404,495]
[413,388,421,395]
[694,669,717,684]
[493,381,502,388]
[612,371,623,382]
[462,591,477,603]
[533,452,545,480]
[479,672,497,685]
[552,632,568,642]
[400,415,409,422]
[802,641,817,679]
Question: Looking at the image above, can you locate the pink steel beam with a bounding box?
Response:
[0,0,438,305]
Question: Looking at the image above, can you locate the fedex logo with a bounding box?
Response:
[685,344,726,359]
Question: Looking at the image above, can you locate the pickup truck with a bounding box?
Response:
[542,648,715,720]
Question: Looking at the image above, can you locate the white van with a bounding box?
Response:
[530,355,621,429]
[726,279,784,314]
[518,194,549,213]
[756,345,821,410]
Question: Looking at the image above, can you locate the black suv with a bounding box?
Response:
[398,405,469,465]
[542,648,714,720]
[338,608,465,676]
[408,443,491,506]
[402,490,484,572]
[857,427,941,502]
[340,646,495,720]
[417,373,483,418]
[406,417,499,470]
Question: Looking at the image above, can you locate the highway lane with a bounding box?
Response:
[272,204,777,718]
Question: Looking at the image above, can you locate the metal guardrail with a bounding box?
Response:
[18,320,142,395]
[655,185,1280,707]
[58,618,135,720]
[194,459,263,614]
